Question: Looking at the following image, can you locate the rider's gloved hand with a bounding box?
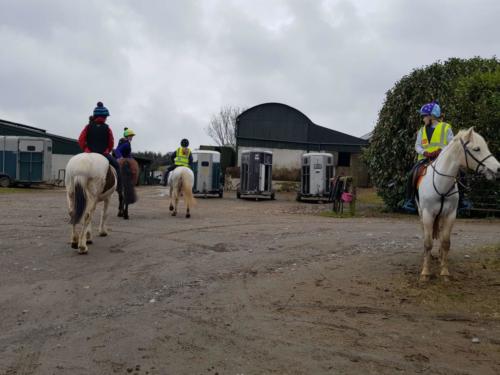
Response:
[423,151,431,159]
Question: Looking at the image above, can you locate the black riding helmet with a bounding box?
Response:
[180,138,189,147]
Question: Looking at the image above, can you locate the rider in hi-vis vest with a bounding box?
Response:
[174,146,191,167]
[417,121,452,161]
[162,138,193,186]
[402,101,454,212]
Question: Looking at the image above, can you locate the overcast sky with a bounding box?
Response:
[1,0,498,152]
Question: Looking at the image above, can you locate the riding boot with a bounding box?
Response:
[162,171,169,186]
[104,154,122,192]
[402,170,417,213]
[162,165,176,186]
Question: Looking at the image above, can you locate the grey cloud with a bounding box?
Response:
[1,0,499,152]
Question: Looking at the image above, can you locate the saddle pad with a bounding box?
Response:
[416,165,428,189]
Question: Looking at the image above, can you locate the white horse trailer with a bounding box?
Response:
[237,150,274,200]
[297,152,334,202]
[192,150,223,197]
[0,136,52,187]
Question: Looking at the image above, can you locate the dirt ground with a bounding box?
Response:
[1,187,499,375]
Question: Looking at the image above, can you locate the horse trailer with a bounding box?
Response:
[297,152,334,202]
[192,150,223,197]
[237,150,274,200]
[0,136,52,187]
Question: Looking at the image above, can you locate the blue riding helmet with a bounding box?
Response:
[419,101,441,118]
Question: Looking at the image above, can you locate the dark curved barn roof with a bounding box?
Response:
[236,103,367,153]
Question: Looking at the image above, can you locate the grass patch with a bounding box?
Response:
[356,188,384,205]
[319,210,355,218]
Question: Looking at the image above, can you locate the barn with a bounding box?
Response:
[235,103,370,186]
[0,119,81,183]
[0,118,153,185]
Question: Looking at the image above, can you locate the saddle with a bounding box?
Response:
[412,163,428,190]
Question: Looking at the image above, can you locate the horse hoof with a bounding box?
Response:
[123,215,129,220]
[171,212,177,216]
[169,205,174,211]
[441,275,451,283]
[78,246,88,254]
[99,232,108,237]
[71,242,78,249]
[419,274,430,283]
[186,213,191,218]
[117,211,123,217]
[86,240,93,245]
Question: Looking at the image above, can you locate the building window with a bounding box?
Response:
[338,152,351,167]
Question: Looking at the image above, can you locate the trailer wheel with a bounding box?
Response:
[0,176,11,188]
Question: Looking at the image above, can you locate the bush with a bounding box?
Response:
[363,57,500,210]
[448,70,500,210]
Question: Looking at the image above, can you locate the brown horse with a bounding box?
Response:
[118,158,140,220]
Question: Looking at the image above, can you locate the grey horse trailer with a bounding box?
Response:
[237,150,274,200]
[297,152,334,202]
[192,150,223,197]
[0,136,52,187]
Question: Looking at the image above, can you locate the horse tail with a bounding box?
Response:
[71,175,87,225]
[122,160,137,205]
[432,216,440,240]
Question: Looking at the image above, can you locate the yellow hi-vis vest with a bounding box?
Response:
[418,122,451,160]
[175,147,191,167]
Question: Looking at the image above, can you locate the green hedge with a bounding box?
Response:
[363,57,500,210]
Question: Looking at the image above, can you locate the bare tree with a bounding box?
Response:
[205,106,245,150]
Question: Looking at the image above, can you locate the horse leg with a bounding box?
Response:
[186,205,190,218]
[99,198,110,236]
[169,186,174,212]
[86,222,93,244]
[118,190,124,217]
[420,212,434,282]
[124,202,129,220]
[173,194,179,216]
[78,200,96,254]
[67,190,79,248]
[71,224,79,249]
[439,215,455,282]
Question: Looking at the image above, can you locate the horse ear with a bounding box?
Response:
[464,127,474,141]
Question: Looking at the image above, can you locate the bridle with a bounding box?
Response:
[460,138,495,176]
[427,137,494,215]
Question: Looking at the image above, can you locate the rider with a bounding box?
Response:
[402,101,454,213]
[78,102,122,190]
[162,138,193,186]
[114,127,136,159]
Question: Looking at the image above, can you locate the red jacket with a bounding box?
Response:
[78,118,114,154]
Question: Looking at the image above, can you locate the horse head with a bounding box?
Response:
[458,127,500,181]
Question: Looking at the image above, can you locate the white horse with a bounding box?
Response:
[416,128,500,282]
[65,153,117,254]
[168,166,196,218]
